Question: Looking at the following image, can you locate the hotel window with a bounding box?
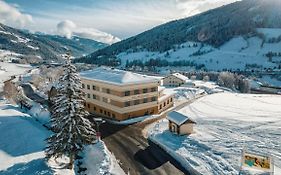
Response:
[93,94,96,99]
[143,98,148,103]
[134,100,140,105]
[82,84,85,88]
[125,91,130,96]
[106,89,110,94]
[112,113,116,119]
[134,89,140,95]
[151,87,157,92]
[151,97,157,102]
[87,93,90,98]
[103,97,108,103]
[92,85,96,90]
[87,85,90,90]
[143,88,148,93]
[125,101,130,107]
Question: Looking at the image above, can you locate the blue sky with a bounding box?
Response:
[1,0,238,43]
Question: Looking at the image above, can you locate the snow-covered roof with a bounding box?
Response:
[167,73,189,82]
[79,67,159,85]
[167,111,196,126]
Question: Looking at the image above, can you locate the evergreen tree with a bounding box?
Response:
[45,55,96,169]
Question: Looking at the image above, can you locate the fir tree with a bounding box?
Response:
[45,55,96,169]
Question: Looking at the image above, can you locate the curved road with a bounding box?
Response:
[99,97,203,175]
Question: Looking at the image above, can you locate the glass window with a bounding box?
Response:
[82,84,85,88]
[94,106,96,111]
[143,98,148,103]
[134,100,140,105]
[134,89,140,95]
[106,89,110,94]
[151,87,157,92]
[151,97,157,101]
[87,93,90,98]
[112,113,116,118]
[125,91,130,96]
[100,109,103,113]
[93,94,96,99]
[143,88,148,93]
[103,97,108,103]
[125,101,130,107]
[87,85,90,90]
[160,104,162,109]
[92,85,96,90]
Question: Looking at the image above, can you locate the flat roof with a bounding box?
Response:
[79,67,159,85]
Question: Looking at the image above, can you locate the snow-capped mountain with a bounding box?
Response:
[78,0,281,72]
[0,23,107,63]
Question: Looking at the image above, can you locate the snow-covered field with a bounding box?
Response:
[0,100,125,175]
[0,62,32,92]
[149,92,281,175]
[0,100,52,174]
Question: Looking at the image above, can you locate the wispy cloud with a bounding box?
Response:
[56,20,120,44]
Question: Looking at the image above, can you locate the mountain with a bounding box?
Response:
[77,0,281,71]
[0,23,107,63]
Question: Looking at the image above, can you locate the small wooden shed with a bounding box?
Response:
[167,111,196,135]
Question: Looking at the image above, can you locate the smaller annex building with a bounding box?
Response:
[162,73,189,87]
[167,111,196,135]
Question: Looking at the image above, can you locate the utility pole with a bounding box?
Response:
[94,118,105,141]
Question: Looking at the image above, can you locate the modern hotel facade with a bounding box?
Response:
[80,67,174,121]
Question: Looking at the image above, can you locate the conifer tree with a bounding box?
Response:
[46,54,96,169]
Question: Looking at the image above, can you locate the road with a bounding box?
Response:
[99,97,203,175]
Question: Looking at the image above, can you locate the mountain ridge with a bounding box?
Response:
[77,0,281,66]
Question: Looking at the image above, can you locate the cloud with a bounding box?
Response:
[56,20,120,44]
[175,0,239,17]
[0,1,33,28]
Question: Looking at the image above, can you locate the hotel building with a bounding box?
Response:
[80,67,174,121]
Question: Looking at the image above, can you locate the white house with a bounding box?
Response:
[162,73,189,87]
[167,111,196,135]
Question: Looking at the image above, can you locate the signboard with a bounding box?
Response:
[241,150,273,173]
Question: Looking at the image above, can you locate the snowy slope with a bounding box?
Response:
[0,101,52,174]
[0,62,32,92]
[117,32,280,71]
[149,92,281,175]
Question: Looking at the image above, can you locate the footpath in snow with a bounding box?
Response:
[148,92,281,175]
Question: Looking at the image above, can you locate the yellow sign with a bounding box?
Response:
[241,151,272,172]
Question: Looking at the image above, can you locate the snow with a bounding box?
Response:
[26,45,39,50]
[0,62,32,92]
[0,100,52,174]
[167,111,194,125]
[260,75,281,87]
[117,34,280,71]
[257,28,281,40]
[80,67,159,85]
[81,141,125,175]
[171,73,189,82]
[149,92,281,175]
